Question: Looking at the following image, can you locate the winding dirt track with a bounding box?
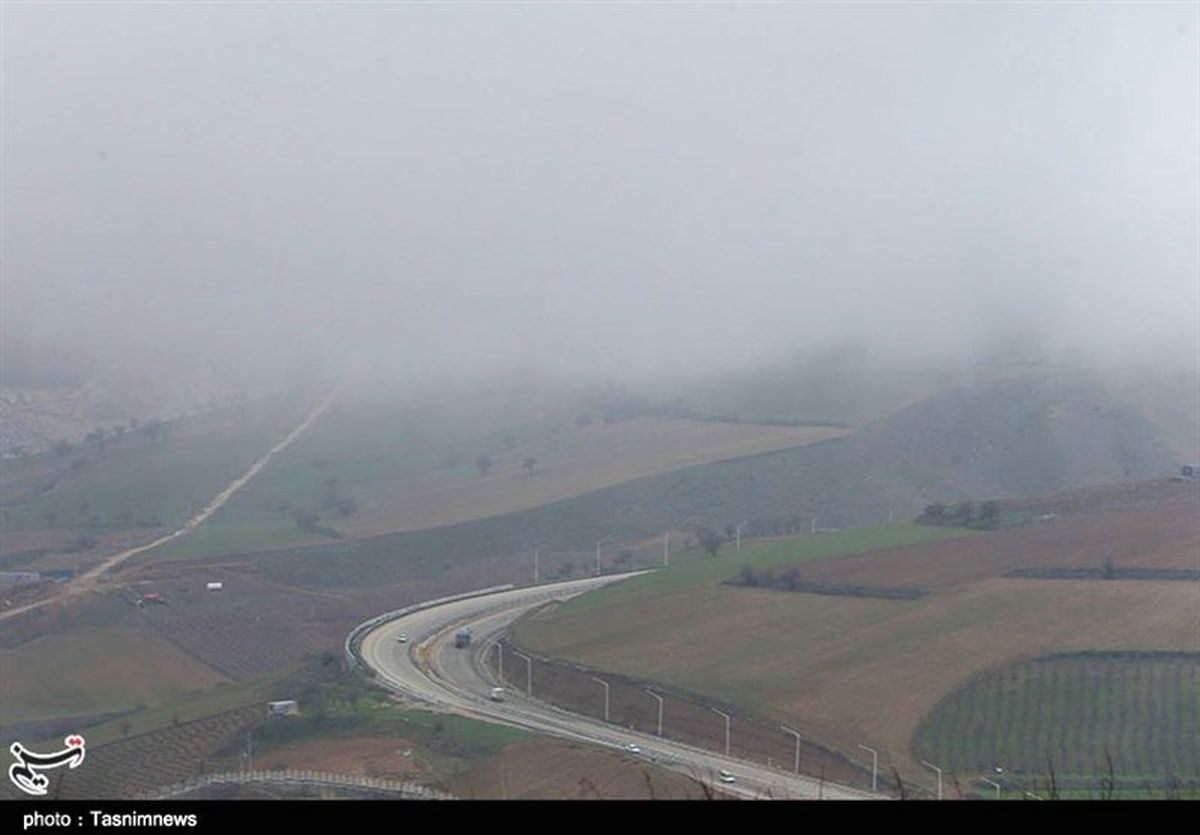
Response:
[0,389,339,623]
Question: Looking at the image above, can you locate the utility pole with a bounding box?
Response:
[735,521,748,551]
[711,707,731,757]
[664,531,670,566]
[533,546,546,584]
[781,725,802,774]
[645,689,664,736]
[591,676,611,722]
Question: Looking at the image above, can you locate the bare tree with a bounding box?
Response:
[476,455,493,477]
[696,527,723,557]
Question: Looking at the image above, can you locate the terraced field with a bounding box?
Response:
[0,705,263,800]
[915,652,1200,785]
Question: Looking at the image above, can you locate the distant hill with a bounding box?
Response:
[236,374,1186,588]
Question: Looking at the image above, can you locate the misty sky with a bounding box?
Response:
[3,2,1197,387]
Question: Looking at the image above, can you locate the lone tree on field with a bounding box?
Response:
[922,503,946,523]
[522,456,538,475]
[952,501,976,526]
[978,500,1000,528]
[696,526,723,557]
[475,455,493,477]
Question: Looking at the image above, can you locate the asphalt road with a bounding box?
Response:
[357,575,881,800]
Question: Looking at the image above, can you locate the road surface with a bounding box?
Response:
[356,575,882,800]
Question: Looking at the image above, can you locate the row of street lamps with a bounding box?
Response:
[490,641,1010,799]
[487,642,891,792]
[531,521,756,583]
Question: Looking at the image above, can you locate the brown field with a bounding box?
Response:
[0,705,263,800]
[252,736,430,779]
[514,492,1200,782]
[451,739,725,800]
[0,624,230,724]
[791,488,1200,590]
[335,419,847,539]
[244,735,711,799]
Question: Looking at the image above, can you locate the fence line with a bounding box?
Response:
[142,769,454,800]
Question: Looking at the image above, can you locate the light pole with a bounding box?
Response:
[591,676,610,722]
[735,521,748,551]
[512,650,534,696]
[663,531,670,566]
[858,745,878,793]
[781,725,802,774]
[645,688,664,736]
[921,760,943,800]
[980,777,1001,800]
[710,707,731,756]
[810,514,820,534]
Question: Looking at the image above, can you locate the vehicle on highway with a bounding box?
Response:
[625,743,642,754]
[396,633,408,643]
[718,770,736,784]
[489,687,506,702]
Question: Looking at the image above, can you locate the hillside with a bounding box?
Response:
[511,481,1199,790]
[213,374,1186,592]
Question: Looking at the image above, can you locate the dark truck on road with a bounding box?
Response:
[454,628,472,648]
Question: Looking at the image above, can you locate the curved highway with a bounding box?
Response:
[357,574,881,800]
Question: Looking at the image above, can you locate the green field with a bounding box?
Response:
[1,416,295,539]
[0,625,231,724]
[915,652,1200,785]
[147,392,845,561]
[550,523,971,616]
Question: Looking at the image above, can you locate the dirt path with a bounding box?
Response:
[0,389,339,623]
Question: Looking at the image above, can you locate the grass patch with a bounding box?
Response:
[249,667,531,759]
[557,523,970,616]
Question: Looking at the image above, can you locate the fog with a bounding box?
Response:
[3,3,1197,394]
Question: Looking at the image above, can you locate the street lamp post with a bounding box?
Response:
[980,777,1001,800]
[781,725,802,774]
[512,650,534,696]
[858,745,878,793]
[645,689,664,736]
[711,707,731,756]
[664,531,670,566]
[735,521,748,551]
[591,676,611,722]
[921,760,943,800]
[533,546,547,585]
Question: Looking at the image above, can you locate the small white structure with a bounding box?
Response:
[267,700,299,718]
[205,582,223,591]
